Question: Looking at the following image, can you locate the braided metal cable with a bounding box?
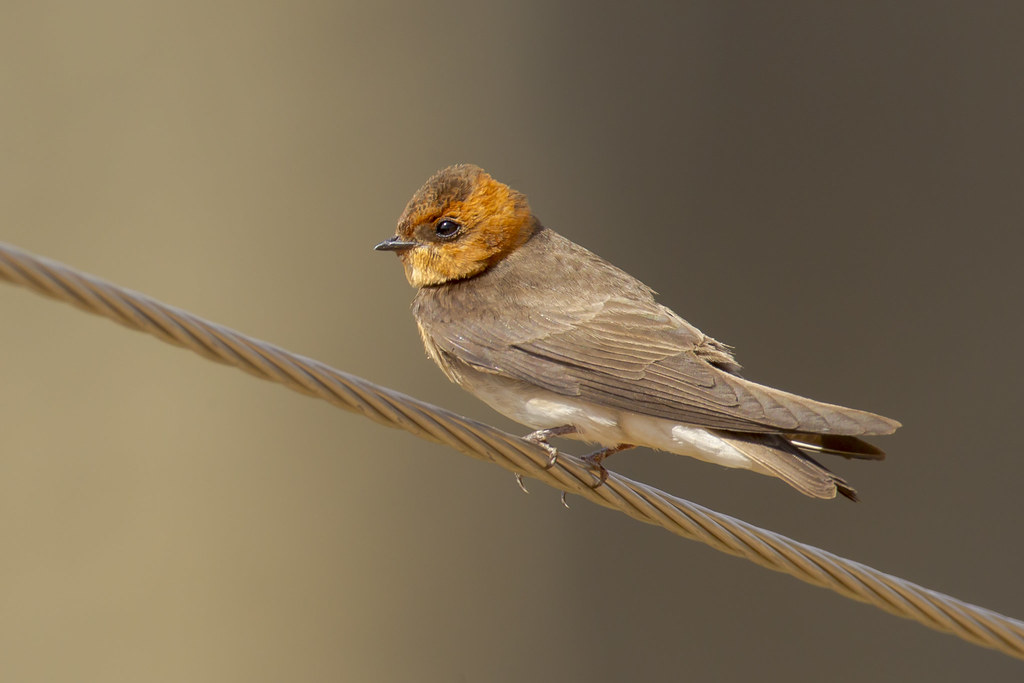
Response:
[2,240,1022,660]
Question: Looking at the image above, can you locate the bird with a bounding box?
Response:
[374,164,900,500]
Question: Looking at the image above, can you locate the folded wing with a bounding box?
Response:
[423,295,900,437]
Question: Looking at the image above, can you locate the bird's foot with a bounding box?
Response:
[580,443,633,489]
[513,425,577,497]
[523,425,577,469]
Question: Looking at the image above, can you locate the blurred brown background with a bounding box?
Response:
[2,2,1022,681]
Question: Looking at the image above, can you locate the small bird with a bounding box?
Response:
[375,164,900,500]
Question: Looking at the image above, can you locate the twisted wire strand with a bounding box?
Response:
[2,240,1022,660]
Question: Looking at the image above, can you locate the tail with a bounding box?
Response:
[712,431,860,501]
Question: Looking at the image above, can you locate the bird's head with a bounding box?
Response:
[374,164,538,287]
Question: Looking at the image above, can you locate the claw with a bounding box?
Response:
[580,443,633,490]
[560,491,570,509]
[514,472,529,494]
[581,456,609,489]
[544,451,558,469]
[536,441,559,469]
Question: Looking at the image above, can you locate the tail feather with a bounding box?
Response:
[788,433,886,460]
[712,431,859,501]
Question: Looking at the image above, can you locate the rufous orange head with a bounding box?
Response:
[374,164,538,287]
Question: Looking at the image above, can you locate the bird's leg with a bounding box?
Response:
[522,425,577,469]
[581,443,634,489]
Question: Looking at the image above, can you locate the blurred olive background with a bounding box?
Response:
[2,2,1022,681]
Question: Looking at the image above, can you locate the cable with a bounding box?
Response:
[2,240,1022,660]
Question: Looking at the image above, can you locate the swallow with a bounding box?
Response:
[375,164,900,500]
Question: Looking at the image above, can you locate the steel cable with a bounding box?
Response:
[2,240,1022,660]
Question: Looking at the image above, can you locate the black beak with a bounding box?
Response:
[374,236,418,252]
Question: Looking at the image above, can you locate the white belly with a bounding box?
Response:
[465,373,761,472]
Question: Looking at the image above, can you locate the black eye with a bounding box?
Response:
[435,219,461,238]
